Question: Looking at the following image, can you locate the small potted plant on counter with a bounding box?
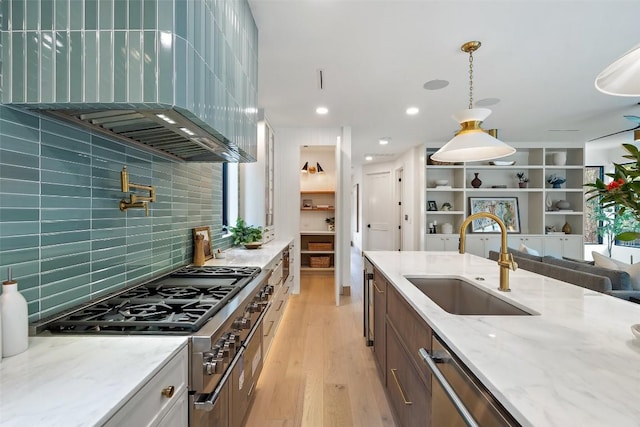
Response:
[326,217,335,231]
[226,217,263,249]
[516,172,529,188]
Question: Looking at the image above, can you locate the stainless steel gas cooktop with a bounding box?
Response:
[43,266,262,335]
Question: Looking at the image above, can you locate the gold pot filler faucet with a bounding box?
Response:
[458,212,518,292]
[119,166,156,216]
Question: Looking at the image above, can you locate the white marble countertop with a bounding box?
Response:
[365,251,640,427]
[0,336,187,426]
[205,238,292,268]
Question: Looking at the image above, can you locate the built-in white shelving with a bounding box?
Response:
[424,146,585,258]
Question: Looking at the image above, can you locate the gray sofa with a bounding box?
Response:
[488,248,639,301]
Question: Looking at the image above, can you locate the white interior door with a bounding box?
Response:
[364,171,394,251]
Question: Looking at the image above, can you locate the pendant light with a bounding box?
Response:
[431,41,515,163]
[595,43,640,96]
[301,161,309,173]
[316,162,324,173]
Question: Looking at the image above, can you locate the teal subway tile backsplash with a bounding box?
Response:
[0,105,233,321]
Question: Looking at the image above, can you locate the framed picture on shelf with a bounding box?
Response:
[302,199,313,209]
[427,200,438,211]
[193,226,213,259]
[468,197,521,233]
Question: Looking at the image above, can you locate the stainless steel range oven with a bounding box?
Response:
[34,265,272,427]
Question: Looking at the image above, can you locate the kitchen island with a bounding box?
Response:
[365,250,640,427]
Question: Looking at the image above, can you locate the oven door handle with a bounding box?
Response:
[418,348,479,427]
[194,346,246,412]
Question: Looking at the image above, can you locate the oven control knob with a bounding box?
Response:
[221,341,231,357]
[248,302,260,313]
[265,285,274,295]
[229,333,239,344]
[233,317,251,330]
[224,337,236,353]
[203,357,223,375]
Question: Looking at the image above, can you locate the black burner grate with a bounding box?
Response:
[172,266,261,278]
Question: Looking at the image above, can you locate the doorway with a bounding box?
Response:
[363,170,394,251]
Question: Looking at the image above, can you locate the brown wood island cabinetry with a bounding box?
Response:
[372,268,387,381]
[370,265,432,427]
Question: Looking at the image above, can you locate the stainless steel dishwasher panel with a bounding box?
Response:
[419,335,520,427]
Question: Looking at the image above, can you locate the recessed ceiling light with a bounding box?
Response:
[365,155,373,161]
[423,79,449,90]
[379,138,390,145]
[406,107,419,115]
[475,98,501,107]
[316,106,329,115]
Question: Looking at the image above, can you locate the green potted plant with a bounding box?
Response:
[226,217,263,248]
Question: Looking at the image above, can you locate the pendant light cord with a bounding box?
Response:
[468,49,474,110]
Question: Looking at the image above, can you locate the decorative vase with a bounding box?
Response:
[552,183,562,189]
[552,152,567,166]
[518,182,527,188]
[328,224,335,231]
[471,173,482,188]
[562,222,572,234]
[556,200,571,210]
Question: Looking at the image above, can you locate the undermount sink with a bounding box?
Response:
[405,277,533,316]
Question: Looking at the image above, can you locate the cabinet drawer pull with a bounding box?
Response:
[390,368,412,405]
[264,320,275,337]
[161,385,175,398]
[373,281,384,294]
[275,300,284,312]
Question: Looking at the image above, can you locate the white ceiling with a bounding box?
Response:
[248,0,640,165]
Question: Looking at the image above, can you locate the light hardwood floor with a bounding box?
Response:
[244,248,396,427]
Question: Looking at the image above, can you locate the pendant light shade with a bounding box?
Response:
[316,162,324,173]
[595,43,640,96]
[431,41,515,163]
[431,108,516,163]
[301,161,309,173]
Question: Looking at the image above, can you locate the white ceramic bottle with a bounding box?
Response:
[1,268,28,357]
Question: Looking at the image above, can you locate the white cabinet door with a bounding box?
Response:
[544,236,564,258]
[465,235,501,258]
[508,235,544,254]
[561,236,583,259]
[544,235,583,259]
[158,389,188,427]
[425,235,459,251]
[104,346,188,427]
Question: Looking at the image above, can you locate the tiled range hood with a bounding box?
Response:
[1,0,258,162]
